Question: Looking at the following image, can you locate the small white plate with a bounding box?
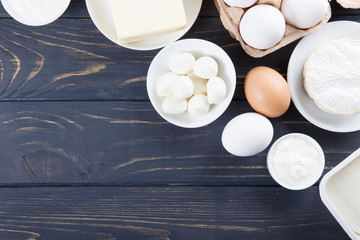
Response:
[85,0,203,51]
[1,0,71,26]
[147,39,236,128]
[287,21,360,133]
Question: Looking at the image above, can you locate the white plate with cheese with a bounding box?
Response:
[85,0,203,50]
[287,21,360,133]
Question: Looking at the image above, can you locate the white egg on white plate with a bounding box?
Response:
[281,0,328,29]
[221,112,274,157]
[223,0,257,8]
[239,4,286,50]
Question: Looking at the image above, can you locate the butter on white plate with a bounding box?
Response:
[109,0,187,43]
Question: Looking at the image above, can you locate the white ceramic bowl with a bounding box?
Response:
[287,21,360,133]
[147,39,236,128]
[85,0,202,51]
[1,0,71,26]
[267,133,325,190]
[320,148,360,240]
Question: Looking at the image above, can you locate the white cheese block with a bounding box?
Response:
[109,0,187,43]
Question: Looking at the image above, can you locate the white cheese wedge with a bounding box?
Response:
[109,0,187,43]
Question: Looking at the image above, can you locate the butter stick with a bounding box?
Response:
[110,0,187,43]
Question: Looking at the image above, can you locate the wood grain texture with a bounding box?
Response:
[0,101,356,185]
[0,186,349,240]
[0,0,358,239]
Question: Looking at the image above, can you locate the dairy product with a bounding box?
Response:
[169,53,195,75]
[327,156,360,235]
[267,133,325,190]
[188,94,210,115]
[171,76,194,99]
[303,38,360,115]
[2,0,70,26]
[109,0,187,43]
[193,57,219,79]
[156,72,178,97]
[162,96,187,115]
[207,77,226,104]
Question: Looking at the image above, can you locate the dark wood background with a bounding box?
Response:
[0,0,358,239]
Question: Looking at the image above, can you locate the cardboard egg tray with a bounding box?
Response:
[214,0,332,58]
[337,0,360,9]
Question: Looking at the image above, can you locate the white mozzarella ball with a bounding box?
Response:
[224,0,257,8]
[188,94,210,115]
[207,77,226,104]
[156,72,178,97]
[162,96,187,115]
[169,53,196,75]
[239,4,285,50]
[221,112,274,157]
[171,76,194,99]
[281,0,328,29]
[193,56,218,79]
[187,72,207,95]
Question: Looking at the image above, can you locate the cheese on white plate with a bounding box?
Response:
[109,0,187,43]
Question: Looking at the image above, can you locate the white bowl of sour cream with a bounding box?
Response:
[1,0,71,26]
[267,133,325,190]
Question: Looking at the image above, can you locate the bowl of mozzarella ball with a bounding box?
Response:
[147,39,236,128]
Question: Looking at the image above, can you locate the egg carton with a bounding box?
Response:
[214,0,332,58]
[337,0,360,8]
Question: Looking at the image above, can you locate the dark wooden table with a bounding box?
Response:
[0,0,359,239]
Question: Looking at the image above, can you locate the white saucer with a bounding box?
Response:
[288,21,360,133]
[1,0,71,26]
[85,0,203,51]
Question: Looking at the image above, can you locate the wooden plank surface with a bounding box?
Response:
[0,0,357,239]
[0,186,348,240]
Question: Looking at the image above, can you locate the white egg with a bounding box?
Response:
[171,76,194,99]
[188,94,210,115]
[162,96,187,115]
[224,0,257,8]
[221,112,273,157]
[169,53,195,75]
[239,4,285,50]
[193,56,218,79]
[207,77,226,104]
[281,0,328,29]
[187,72,207,95]
[156,72,178,97]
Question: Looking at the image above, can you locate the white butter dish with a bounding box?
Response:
[319,148,360,240]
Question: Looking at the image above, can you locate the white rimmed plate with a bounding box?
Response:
[1,0,71,26]
[85,0,202,51]
[287,21,360,133]
[147,39,236,128]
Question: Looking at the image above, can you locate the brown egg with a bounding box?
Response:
[244,66,291,118]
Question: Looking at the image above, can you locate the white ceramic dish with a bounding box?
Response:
[147,39,236,128]
[267,133,325,190]
[1,0,71,26]
[287,21,360,133]
[85,0,202,51]
[320,148,360,240]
